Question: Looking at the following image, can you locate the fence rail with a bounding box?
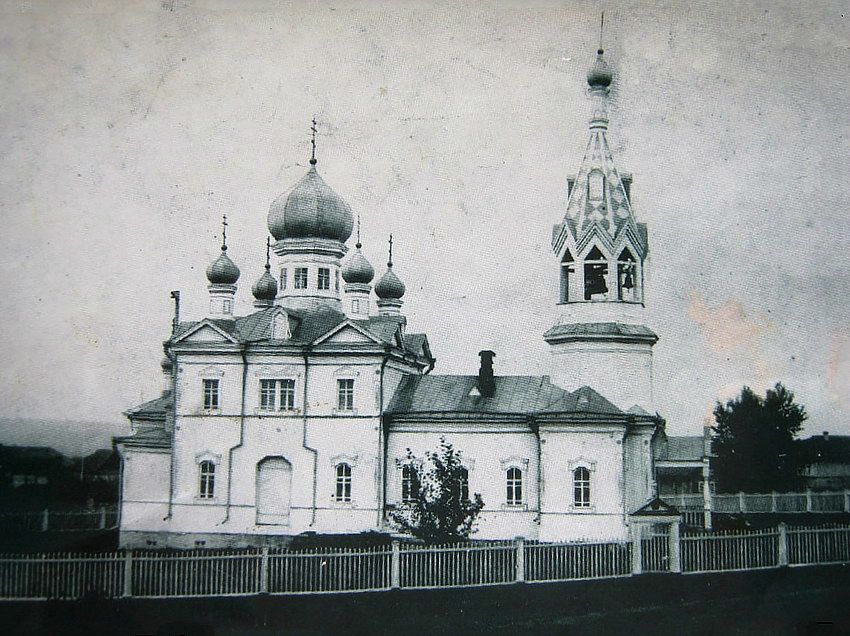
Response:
[663,490,850,515]
[0,524,848,600]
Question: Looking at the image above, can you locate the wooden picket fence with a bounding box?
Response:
[0,524,848,600]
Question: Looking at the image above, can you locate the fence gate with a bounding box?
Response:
[641,525,670,572]
[630,496,683,573]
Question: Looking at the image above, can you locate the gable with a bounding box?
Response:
[183,324,232,343]
[323,325,377,344]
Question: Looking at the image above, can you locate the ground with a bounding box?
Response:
[0,564,849,635]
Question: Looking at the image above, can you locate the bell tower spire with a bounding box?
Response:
[544,44,658,413]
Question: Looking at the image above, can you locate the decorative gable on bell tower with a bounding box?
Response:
[544,48,658,414]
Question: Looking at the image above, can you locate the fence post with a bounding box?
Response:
[99,507,107,530]
[41,509,49,532]
[668,522,681,573]
[777,523,788,566]
[631,525,643,575]
[845,490,850,513]
[771,491,778,513]
[122,550,133,598]
[390,540,400,589]
[806,489,813,512]
[515,537,525,583]
[738,492,746,513]
[260,547,269,593]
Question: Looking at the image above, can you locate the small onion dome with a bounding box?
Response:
[342,245,375,284]
[587,49,613,89]
[206,249,240,285]
[268,166,354,242]
[252,267,278,301]
[375,266,405,299]
[160,355,173,373]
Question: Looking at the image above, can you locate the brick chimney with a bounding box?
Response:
[478,350,496,398]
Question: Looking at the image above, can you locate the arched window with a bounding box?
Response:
[574,467,591,508]
[458,467,469,503]
[335,463,352,502]
[506,467,523,506]
[560,249,575,303]
[198,461,215,499]
[584,246,609,300]
[401,465,419,503]
[617,247,638,302]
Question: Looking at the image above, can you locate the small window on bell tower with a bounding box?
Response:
[588,170,605,203]
[584,246,609,301]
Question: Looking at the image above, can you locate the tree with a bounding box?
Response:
[711,383,807,493]
[388,437,484,543]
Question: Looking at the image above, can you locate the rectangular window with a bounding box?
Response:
[280,268,287,290]
[351,298,360,314]
[506,467,523,506]
[337,378,355,411]
[199,461,215,499]
[574,467,591,508]
[401,465,419,503]
[294,267,308,289]
[279,379,296,411]
[317,267,330,290]
[259,379,277,410]
[335,270,340,292]
[203,379,220,410]
[459,468,469,502]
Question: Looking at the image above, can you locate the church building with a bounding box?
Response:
[115,48,664,548]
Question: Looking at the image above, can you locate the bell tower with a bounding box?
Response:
[544,47,658,413]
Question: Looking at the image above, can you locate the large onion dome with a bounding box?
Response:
[587,48,613,89]
[375,266,405,299]
[252,267,278,301]
[267,166,354,242]
[206,248,240,285]
[342,243,375,284]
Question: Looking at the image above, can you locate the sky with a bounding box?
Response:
[0,0,848,450]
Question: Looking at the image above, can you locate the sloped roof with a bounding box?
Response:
[125,391,172,420]
[664,436,706,462]
[386,375,623,417]
[171,307,431,362]
[114,427,172,449]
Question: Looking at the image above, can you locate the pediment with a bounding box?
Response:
[313,321,382,346]
[174,320,239,344]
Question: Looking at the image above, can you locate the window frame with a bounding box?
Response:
[280,268,287,290]
[573,466,591,508]
[317,267,331,290]
[334,463,352,503]
[506,467,523,506]
[203,378,220,411]
[337,378,355,412]
[198,460,216,500]
[294,267,308,289]
[400,464,420,504]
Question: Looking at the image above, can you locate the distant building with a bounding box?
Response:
[654,429,713,497]
[115,47,667,549]
[797,432,850,492]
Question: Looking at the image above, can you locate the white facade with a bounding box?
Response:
[116,47,664,549]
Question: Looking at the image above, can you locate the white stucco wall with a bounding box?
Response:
[538,426,629,542]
